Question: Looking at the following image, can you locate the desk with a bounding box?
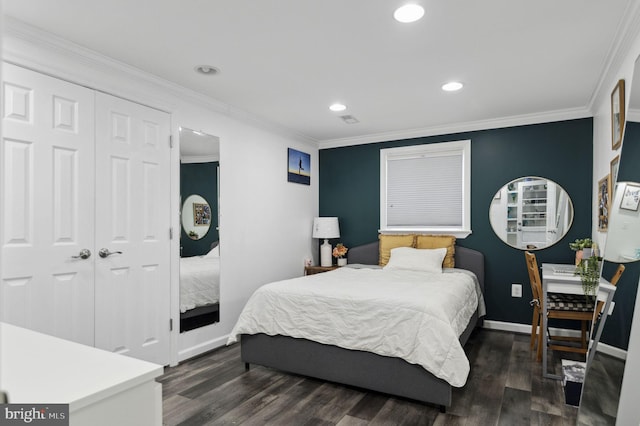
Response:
[0,323,164,425]
[541,264,616,379]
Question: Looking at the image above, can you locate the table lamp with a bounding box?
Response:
[312,217,340,267]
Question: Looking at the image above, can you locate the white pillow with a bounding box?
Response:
[383,247,446,273]
[204,244,220,258]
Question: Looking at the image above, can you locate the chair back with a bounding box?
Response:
[610,264,625,286]
[525,251,543,304]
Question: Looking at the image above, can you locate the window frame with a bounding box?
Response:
[379,139,472,238]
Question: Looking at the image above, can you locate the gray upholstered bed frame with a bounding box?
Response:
[241,242,485,410]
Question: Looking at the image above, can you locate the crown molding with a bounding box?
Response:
[587,0,640,112]
[3,17,318,146]
[628,108,640,123]
[318,107,591,149]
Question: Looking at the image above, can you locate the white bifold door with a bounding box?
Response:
[1,63,171,365]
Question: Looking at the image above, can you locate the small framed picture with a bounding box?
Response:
[620,183,640,211]
[287,148,311,185]
[610,155,620,185]
[611,79,625,150]
[193,203,211,225]
[598,174,611,232]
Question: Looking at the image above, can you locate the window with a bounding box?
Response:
[380,140,471,238]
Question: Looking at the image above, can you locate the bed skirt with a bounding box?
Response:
[241,311,478,409]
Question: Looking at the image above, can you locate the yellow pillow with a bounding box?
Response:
[415,235,456,268]
[379,234,415,266]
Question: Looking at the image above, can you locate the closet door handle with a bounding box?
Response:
[71,249,92,259]
[99,248,123,258]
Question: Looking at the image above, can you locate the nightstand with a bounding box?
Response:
[304,265,339,275]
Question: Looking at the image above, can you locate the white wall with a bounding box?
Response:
[2,20,319,365]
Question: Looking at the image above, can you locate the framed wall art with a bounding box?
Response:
[611,79,625,150]
[287,148,311,185]
[193,203,211,225]
[610,155,620,185]
[598,174,611,232]
[620,183,640,211]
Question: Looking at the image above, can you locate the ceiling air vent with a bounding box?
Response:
[339,115,359,124]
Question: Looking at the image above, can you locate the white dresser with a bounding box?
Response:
[0,323,164,426]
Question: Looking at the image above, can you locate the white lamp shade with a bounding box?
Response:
[312,217,340,239]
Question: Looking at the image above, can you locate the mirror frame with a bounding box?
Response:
[489,176,574,250]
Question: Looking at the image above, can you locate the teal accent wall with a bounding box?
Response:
[319,119,593,327]
[181,162,219,257]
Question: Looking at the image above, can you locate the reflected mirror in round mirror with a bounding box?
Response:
[489,177,574,250]
[181,194,211,240]
[603,181,640,263]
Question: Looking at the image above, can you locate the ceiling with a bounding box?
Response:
[179,127,220,161]
[4,1,638,146]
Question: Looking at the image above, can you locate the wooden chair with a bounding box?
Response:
[525,251,544,362]
[525,252,603,361]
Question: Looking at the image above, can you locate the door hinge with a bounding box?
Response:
[169,135,173,148]
[169,227,173,240]
[170,318,173,331]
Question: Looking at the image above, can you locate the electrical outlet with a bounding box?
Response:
[511,283,522,298]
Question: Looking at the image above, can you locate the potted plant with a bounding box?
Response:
[569,238,593,265]
[333,243,348,266]
[576,254,602,298]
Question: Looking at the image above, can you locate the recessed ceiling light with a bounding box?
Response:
[194,65,220,75]
[394,4,425,23]
[329,103,347,112]
[442,81,464,92]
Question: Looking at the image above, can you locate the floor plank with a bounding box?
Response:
[160,329,621,426]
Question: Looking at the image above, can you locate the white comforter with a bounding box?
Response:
[180,256,220,313]
[228,266,485,387]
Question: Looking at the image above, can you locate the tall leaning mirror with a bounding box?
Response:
[578,55,640,425]
[179,127,221,332]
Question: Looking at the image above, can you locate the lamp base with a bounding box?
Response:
[320,239,332,267]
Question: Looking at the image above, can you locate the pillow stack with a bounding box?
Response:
[378,234,456,268]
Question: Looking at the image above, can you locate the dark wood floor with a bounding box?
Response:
[159,329,621,425]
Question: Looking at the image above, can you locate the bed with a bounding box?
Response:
[180,244,220,332]
[228,240,485,410]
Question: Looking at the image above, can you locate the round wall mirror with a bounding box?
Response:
[489,177,574,250]
[181,194,211,240]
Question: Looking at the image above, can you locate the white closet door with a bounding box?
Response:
[1,63,96,346]
[94,92,171,365]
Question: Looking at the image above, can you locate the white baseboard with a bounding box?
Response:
[482,320,627,360]
[596,342,628,360]
[177,334,229,363]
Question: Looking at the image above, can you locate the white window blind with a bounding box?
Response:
[380,140,471,237]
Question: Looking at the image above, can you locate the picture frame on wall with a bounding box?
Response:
[620,183,640,211]
[598,174,611,232]
[611,79,625,150]
[193,203,211,225]
[610,155,620,185]
[287,148,311,185]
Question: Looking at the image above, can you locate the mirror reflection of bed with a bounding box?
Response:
[577,54,640,425]
[179,127,221,333]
